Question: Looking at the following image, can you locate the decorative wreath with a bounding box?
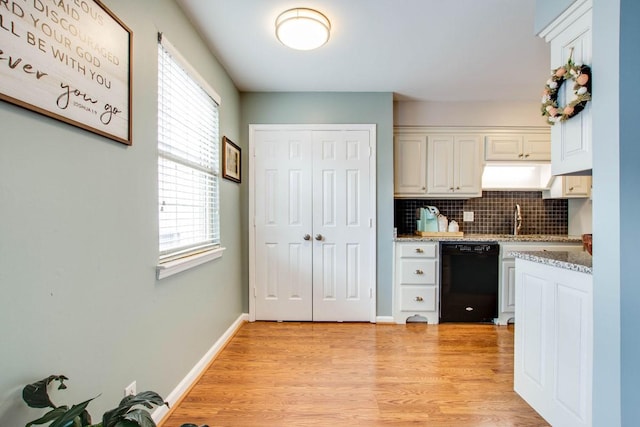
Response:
[541,56,591,125]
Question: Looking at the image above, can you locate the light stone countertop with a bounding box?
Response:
[395,234,583,243]
[510,250,592,274]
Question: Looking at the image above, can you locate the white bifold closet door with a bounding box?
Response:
[251,125,376,322]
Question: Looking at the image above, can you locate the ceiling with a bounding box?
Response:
[176,0,550,102]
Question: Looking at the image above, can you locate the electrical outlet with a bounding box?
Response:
[463,211,474,222]
[124,381,136,397]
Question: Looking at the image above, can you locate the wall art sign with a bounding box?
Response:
[0,0,133,145]
[222,136,241,183]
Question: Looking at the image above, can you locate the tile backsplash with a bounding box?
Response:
[395,191,568,235]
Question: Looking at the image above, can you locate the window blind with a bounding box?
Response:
[158,34,220,262]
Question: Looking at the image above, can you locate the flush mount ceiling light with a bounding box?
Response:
[275,8,331,50]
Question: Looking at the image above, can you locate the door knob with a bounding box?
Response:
[303,234,311,241]
[315,234,323,241]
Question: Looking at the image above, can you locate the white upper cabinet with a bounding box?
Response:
[394,127,551,198]
[394,134,427,196]
[427,134,483,198]
[485,134,551,161]
[539,0,593,175]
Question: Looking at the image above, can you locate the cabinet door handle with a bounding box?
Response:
[303,234,311,241]
[422,186,426,190]
[415,269,424,275]
[415,248,424,253]
[569,187,575,191]
[456,186,460,190]
[415,296,424,302]
[518,153,524,158]
[315,234,323,241]
[524,153,530,158]
[449,187,454,191]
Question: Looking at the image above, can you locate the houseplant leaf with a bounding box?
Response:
[23,375,69,409]
[102,391,166,427]
[114,409,155,427]
[48,397,97,427]
[25,406,68,427]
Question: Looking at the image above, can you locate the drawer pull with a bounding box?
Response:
[415,296,424,302]
[415,248,424,253]
[415,269,424,275]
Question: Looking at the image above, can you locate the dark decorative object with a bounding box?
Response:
[582,233,593,255]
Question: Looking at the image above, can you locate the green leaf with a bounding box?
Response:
[25,406,69,427]
[121,409,156,427]
[49,397,98,427]
[23,375,69,409]
[103,392,166,427]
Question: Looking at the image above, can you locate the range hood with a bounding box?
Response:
[482,163,552,190]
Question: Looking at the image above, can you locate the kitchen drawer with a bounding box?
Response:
[398,243,437,258]
[399,259,437,284]
[400,286,437,312]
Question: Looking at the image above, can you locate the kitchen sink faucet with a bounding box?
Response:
[514,204,522,235]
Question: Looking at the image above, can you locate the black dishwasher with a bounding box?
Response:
[440,242,499,323]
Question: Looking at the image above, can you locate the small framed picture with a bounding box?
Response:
[222,136,241,183]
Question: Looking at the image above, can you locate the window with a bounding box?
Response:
[157,33,223,277]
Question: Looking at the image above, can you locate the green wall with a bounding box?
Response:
[0,0,244,424]
[241,92,395,317]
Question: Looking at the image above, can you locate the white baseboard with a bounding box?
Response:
[376,315,395,324]
[152,313,249,423]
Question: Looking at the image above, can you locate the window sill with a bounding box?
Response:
[157,247,226,280]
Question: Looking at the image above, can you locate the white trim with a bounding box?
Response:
[394,125,550,135]
[249,124,377,322]
[376,316,395,324]
[368,125,378,324]
[537,0,592,41]
[156,247,226,279]
[158,33,222,105]
[153,313,249,424]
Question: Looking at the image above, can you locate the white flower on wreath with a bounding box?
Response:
[577,86,588,95]
[548,81,558,89]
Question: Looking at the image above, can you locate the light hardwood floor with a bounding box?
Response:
[160,322,548,427]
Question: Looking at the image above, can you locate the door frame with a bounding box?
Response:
[248,124,377,322]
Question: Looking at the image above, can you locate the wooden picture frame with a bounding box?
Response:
[222,136,241,183]
[0,0,133,145]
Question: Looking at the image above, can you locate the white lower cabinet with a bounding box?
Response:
[496,242,582,325]
[514,258,592,427]
[393,242,439,324]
